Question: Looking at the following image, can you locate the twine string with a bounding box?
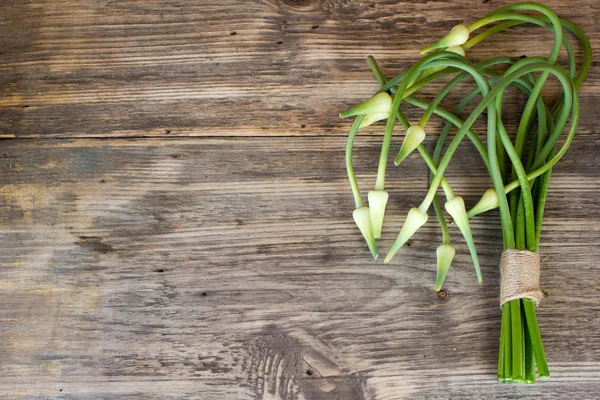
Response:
[500,249,544,306]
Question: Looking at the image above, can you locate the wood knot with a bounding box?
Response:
[281,0,313,8]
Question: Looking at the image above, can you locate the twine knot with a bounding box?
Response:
[500,249,543,306]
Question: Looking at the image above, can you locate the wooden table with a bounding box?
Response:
[1,1,599,398]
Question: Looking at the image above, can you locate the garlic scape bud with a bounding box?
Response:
[444,45,465,56]
[352,207,378,259]
[368,190,389,239]
[467,188,499,218]
[384,207,428,263]
[394,125,426,165]
[339,92,393,128]
[359,112,390,129]
[420,24,470,55]
[435,244,456,291]
[445,196,482,284]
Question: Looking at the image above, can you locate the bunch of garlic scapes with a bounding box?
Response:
[341,2,591,383]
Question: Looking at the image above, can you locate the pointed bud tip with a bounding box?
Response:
[467,188,499,218]
[395,125,426,165]
[446,45,465,57]
[353,207,378,259]
[385,207,428,263]
[420,24,469,54]
[368,190,389,239]
[339,92,392,122]
[359,112,391,128]
[435,244,456,290]
[445,197,482,284]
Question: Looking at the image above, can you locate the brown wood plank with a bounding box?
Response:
[0,0,598,138]
[0,136,599,399]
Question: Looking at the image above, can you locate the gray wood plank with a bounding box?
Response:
[0,136,599,399]
[0,0,598,138]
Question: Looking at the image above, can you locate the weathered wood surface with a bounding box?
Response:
[1,137,600,400]
[0,0,598,138]
[1,0,600,399]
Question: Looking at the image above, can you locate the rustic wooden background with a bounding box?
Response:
[1,0,599,399]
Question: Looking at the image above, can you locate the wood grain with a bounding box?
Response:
[0,0,598,138]
[0,136,599,399]
[1,0,599,399]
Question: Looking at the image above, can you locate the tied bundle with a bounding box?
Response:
[340,2,591,383]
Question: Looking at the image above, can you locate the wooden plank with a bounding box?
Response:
[1,136,599,399]
[0,0,598,138]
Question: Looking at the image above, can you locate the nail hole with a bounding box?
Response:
[301,124,306,128]
[306,369,313,376]
[22,105,30,108]
[437,289,448,299]
[230,31,236,35]
[406,240,413,247]
[100,179,106,183]
[156,269,164,273]
[311,25,319,29]
[165,129,171,134]
[277,41,283,44]
[201,291,207,297]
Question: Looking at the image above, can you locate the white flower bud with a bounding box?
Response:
[445,196,481,283]
[467,188,499,218]
[384,207,428,263]
[420,24,470,55]
[435,244,456,291]
[340,92,393,129]
[352,207,378,259]
[446,45,465,57]
[359,112,391,129]
[368,190,389,239]
[395,125,426,165]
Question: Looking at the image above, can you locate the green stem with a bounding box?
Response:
[524,301,536,383]
[367,56,455,244]
[345,115,366,209]
[511,299,525,381]
[523,299,549,378]
[502,303,513,380]
[374,52,464,191]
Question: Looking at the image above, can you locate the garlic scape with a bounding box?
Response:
[384,207,428,263]
[420,24,470,55]
[394,124,426,165]
[339,92,393,128]
[445,196,482,284]
[352,207,378,259]
[368,190,388,239]
[435,244,456,291]
[407,45,464,88]
[467,188,500,218]
[345,115,378,259]
[419,45,465,81]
